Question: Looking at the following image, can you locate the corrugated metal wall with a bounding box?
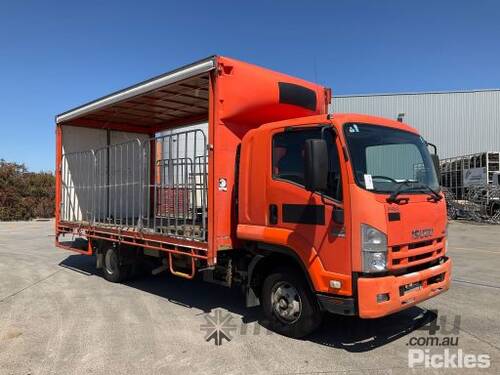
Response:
[331,90,500,159]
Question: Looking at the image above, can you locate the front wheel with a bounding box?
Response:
[261,268,322,338]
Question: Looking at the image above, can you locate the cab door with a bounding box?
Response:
[266,125,351,293]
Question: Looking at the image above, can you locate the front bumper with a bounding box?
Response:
[357,257,452,318]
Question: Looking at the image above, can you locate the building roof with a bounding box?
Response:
[335,88,500,98]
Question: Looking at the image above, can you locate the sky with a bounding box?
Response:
[1,0,499,172]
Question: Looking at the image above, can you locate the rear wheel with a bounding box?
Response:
[261,267,322,338]
[102,246,130,283]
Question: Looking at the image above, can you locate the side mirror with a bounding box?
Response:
[431,154,440,178]
[304,139,328,192]
[427,142,441,182]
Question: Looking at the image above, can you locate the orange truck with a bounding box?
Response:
[55,56,451,337]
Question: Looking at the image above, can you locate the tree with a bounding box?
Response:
[0,160,55,221]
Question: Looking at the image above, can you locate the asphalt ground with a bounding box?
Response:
[0,220,499,374]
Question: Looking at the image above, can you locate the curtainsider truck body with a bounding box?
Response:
[55,56,451,337]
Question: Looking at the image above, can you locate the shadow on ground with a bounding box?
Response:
[59,254,437,352]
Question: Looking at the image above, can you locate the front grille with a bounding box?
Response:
[389,237,445,270]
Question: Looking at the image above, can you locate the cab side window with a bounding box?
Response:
[272,128,342,202]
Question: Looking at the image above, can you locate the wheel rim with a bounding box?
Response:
[271,281,302,324]
[104,249,117,275]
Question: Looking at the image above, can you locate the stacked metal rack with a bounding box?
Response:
[440,151,500,223]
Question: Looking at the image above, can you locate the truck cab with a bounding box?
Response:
[237,113,452,337]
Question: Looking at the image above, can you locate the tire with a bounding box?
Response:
[448,208,458,220]
[261,267,322,338]
[490,203,500,217]
[102,246,130,283]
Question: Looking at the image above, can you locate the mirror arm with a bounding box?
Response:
[426,141,438,154]
[320,125,331,140]
[320,193,344,225]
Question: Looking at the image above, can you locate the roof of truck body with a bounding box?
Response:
[56,56,216,128]
[55,55,329,133]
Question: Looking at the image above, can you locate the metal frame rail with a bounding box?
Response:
[57,222,209,260]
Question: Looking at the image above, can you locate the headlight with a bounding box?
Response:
[361,224,387,273]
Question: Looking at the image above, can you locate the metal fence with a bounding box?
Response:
[61,129,208,241]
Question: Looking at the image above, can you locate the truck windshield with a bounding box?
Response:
[343,123,440,193]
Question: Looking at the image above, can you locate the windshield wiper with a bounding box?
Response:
[417,184,442,202]
[387,182,442,203]
[385,180,413,203]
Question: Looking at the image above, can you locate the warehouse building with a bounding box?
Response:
[331,89,500,159]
